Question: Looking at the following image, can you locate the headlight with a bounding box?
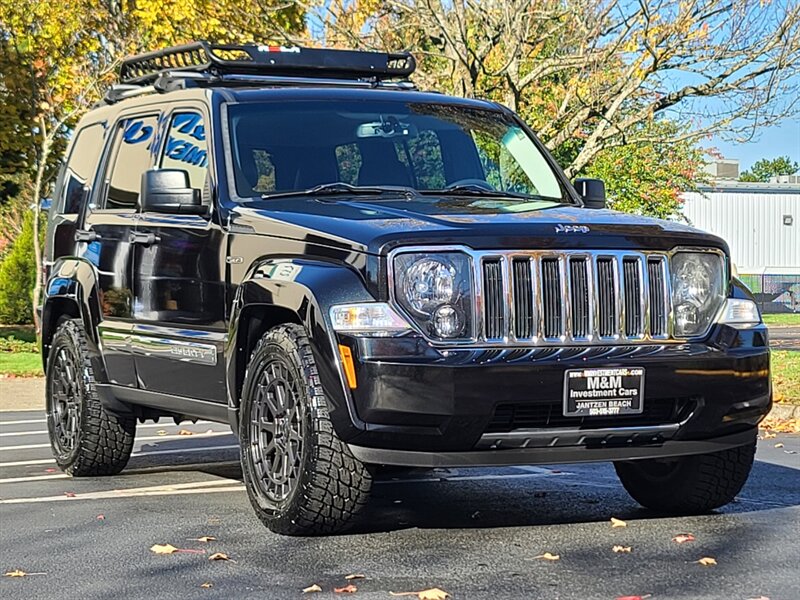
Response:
[670,251,726,337]
[394,252,473,339]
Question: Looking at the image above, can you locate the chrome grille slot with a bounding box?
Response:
[648,258,668,336]
[482,259,504,339]
[541,258,563,338]
[412,248,682,346]
[623,258,643,337]
[596,258,617,337]
[512,258,535,339]
[569,258,590,338]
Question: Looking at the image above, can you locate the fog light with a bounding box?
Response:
[675,302,699,333]
[432,304,464,338]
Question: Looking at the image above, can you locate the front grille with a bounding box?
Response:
[486,398,693,432]
[477,250,672,344]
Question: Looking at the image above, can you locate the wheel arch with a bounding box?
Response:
[226,258,374,436]
[41,258,104,370]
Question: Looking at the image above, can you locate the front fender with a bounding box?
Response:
[226,258,375,439]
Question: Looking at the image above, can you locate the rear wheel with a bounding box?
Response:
[46,319,135,476]
[614,441,756,513]
[239,324,372,535]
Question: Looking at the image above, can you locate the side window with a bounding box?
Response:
[102,115,159,210]
[61,124,105,214]
[160,112,209,190]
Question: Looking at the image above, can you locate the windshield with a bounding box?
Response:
[226,100,567,202]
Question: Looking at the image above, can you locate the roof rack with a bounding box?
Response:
[119,41,416,85]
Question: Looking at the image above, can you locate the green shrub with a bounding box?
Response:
[0,210,36,324]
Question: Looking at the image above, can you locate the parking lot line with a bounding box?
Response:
[0,444,241,468]
[0,421,223,438]
[0,430,233,452]
[0,418,46,426]
[0,479,245,504]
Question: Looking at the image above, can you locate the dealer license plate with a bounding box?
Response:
[563,367,645,417]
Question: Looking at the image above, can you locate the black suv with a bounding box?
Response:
[41,42,771,535]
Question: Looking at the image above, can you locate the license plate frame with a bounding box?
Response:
[563,367,645,417]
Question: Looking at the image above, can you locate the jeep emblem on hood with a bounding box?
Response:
[555,224,590,234]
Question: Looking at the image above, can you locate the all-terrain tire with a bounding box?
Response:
[614,440,756,513]
[46,319,136,476]
[239,324,372,535]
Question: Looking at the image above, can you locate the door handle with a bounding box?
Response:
[129,231,159,246]
[75,229,99,242]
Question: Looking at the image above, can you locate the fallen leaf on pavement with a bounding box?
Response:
[760,417,800,434]
[96,514,105,521]
[208,552,234,562]
[390,589,451,600]
[63,492,76,498]
[761,430,777,439]
[200,582,213,589]
[611,517,627,528]
[345,574,366,580]
[178,429,194,436]
[151,544,178,554]
[746,596,770,600]
[150,544,205,555]
[672,533,695,544]
[157,429,168,436]
[190,536,217,543]
[302,584,323,593]
[45,468,57,473]
[612,545,632,553]
[616,595,651,600]
[4,570,46,577]
[697,557,717,566]
[334,584,358,593]
[774,443,784,448]
[534,552,560,561]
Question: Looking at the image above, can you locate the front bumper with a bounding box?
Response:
[336,323,770,464]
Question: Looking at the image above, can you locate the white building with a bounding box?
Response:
[680,163,800,313]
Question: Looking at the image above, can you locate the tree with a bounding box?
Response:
[583,123,709,219]
[318,0,800,179]
[740,156,799,182]
[0,0,306,330]
[0,211,38,325]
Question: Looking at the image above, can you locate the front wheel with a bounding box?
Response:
[239,324,372,535]
[614,440,756,514]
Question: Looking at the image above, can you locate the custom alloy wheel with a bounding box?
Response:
[47,343,83,458]
[248,358,305,503]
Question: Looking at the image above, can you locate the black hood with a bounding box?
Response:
[230,195,728,255]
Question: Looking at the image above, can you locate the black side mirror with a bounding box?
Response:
[573,178,606,209]
[140,169,206,215]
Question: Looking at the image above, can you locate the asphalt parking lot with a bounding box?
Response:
[0,411,798,600]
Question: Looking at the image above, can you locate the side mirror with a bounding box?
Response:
[140,169,206,215]
[573,178,606,209]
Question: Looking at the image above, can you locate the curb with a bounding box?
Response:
[768,403,800,420]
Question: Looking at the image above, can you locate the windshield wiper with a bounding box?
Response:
[261,182,415,200]
[420,185,541,201]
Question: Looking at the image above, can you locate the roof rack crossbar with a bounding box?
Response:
[119,42,416,85]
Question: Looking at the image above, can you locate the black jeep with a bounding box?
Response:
[41,42,771,535]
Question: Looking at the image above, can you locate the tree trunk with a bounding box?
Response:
[31,116,53,336]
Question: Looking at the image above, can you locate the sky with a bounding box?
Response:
[707,120,800,172]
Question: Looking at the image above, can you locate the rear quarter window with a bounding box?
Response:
[60,124,106,214]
